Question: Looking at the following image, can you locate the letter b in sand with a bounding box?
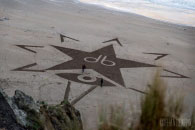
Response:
[101,56,116,66]
[84,55,116,67]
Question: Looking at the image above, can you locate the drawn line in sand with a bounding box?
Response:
[102,38,123,46]
[60,34,80,43]
[64,81,71,101]
[71,85,98,105]
[127,87,147,94]
[15,45,44,54]
[143,53,169,60]
[12,63,45,72]
[161,69,190,79]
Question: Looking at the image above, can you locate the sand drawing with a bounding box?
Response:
[12,34,190,104]
[143,52,169,60]
[102,38,123,46]
[12,63,45,72]
[161,69,190,78]
[60,34,80,43]
[46,44,157,87]
[57,73,114,86]
[15,45,44,53]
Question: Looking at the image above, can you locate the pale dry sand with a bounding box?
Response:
[0,0,195,129]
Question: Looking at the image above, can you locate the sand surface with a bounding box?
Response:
[0,0,195,129]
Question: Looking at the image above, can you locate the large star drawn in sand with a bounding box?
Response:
[12,35,190,97]
[46,45,156,87]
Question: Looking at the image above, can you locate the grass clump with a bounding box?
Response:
[98,70,193,130]
[98,105,126,130]
[137,71,166,130]
[40,101,83,130]
[26,109,44,130]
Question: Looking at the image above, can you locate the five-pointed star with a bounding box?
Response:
[46,45,156,87]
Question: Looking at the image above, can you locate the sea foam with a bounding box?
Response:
[78,0,195,27]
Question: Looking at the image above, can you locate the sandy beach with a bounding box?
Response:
[0,0,195,129]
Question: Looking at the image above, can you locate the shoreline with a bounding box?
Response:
[76,0,195,28]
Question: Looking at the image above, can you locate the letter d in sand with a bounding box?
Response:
[84,55,102,63]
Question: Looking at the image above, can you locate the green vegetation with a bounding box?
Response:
[98,70,194,130]
[137,70,166,130]
[24,100,82,130]
[99,105,126,130]
[25,108,44,130]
